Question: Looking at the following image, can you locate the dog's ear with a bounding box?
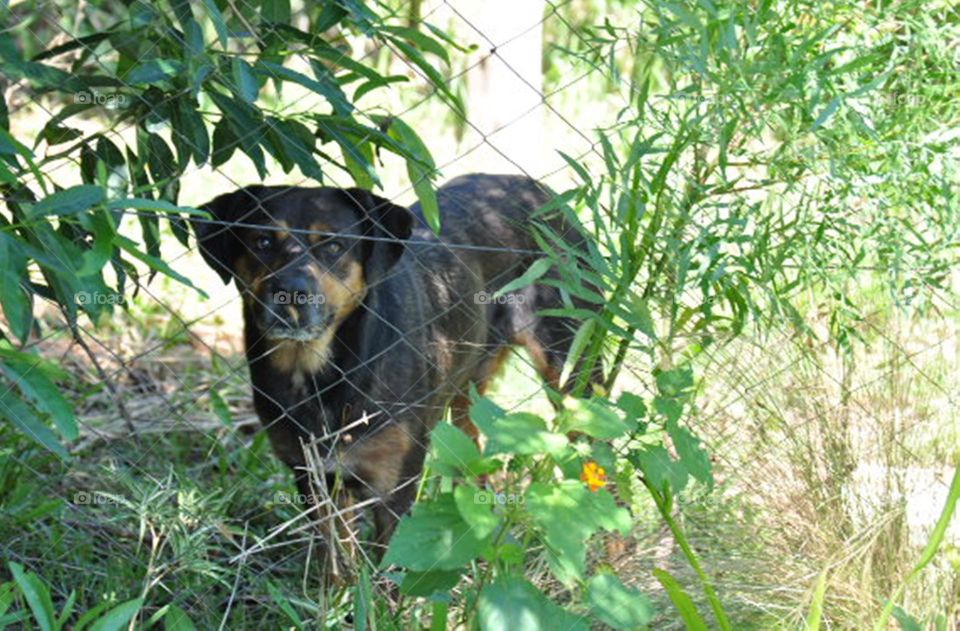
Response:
[342,188,414,281]
[192,186,265,284]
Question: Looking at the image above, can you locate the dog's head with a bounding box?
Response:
[192,186,413,342]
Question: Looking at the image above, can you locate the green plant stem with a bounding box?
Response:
[603,326,636,392]
[872,464,960,630]
[643,478,732,631]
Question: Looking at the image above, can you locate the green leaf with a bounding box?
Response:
[265,582,303,630]
[31,32,111,62]
[0,236,32,342]
[0,580,15,619]
[201,0,229,48]
[382,117,440,233]
[163,605,197,631]
[183,20,204,58]
[207,90,267,177]
[30,185,104,218]
[430,602,448,631]
[211,117,237,167]
[525,480,631,584]
[126,59,184,85]
[0,390,68,459]
[353,566,374,631]
[891,606,923,631]
[9,563,55,631]
[655,365,694,399]
[626,291,657,340]
[0,33,91,93]
[77,210,116,277]
[231,58,259,103]
[453,484,499,539]
[653,569,709,631]
[89,598,144,631]
[666,419,713,488]
[71,598,114,630]
[106,198,204,215]
[323,124,377,189]
[113,234,204,295]
[209,389,233,426]
[41,121,83,146]
[265,118,323,181]
[616,392,647,422]
[587,572,654,629]
[381,25,451,64]
[55,590,77,629]
[256,61,352,116]
[812,96,842,131]
[478,575,587,631]
[805,569,828,631]
[654,395,683,424]
[428,422,498,477]
[389,39,464,118]
[260,0,291,23]
[399,568,463,597]
[381,494,486,571]
[471,407,567,457]
[0,128,46,191]
[558,397,634,439]
[142,131,180,201]
[1,354,77,441]
[174,102,209,167]
[633,444,688,495]
[470,387,570,454]
[493,258,552,298]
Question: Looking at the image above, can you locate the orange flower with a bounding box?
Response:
[580,461,607,492]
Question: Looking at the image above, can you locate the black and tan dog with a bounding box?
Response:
[193,174,597,553]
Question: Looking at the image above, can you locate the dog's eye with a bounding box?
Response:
[322,240,344,255]
[255,235,274,251]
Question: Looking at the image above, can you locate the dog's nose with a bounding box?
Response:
[281,273,314,297]
[265,273,327,331]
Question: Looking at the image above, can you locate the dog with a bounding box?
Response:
[193,173,598,555]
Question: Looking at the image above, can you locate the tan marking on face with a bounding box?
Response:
[275,220,290,242]
[337,423,413,497]
[265,260,365,377]
[308,222,333,245]
[309,260,367,322]
[269,331,336,376]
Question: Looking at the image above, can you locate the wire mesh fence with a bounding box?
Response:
[1,0,959,628]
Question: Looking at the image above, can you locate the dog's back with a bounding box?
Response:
[402,173,599,400]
